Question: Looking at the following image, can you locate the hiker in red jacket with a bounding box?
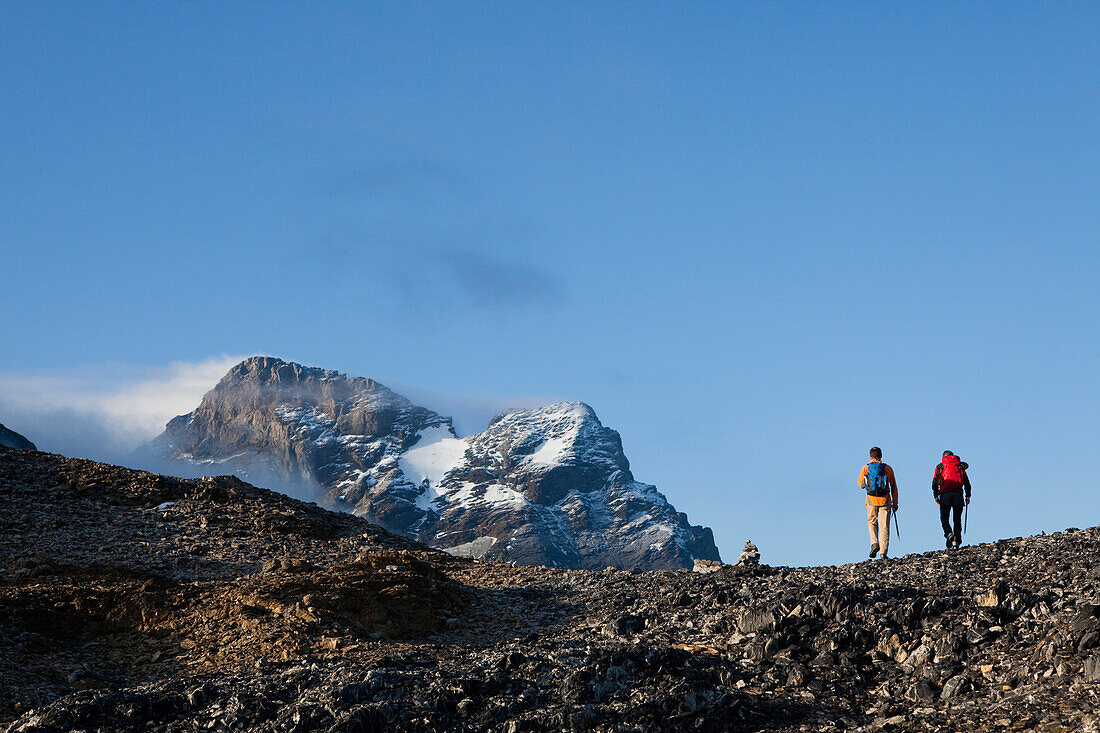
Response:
[933,450,971,549]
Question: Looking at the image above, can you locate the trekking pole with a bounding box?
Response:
[892,505,901,541]
[964,500,968,534]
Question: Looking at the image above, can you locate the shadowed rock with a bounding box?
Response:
[2,448,1100,732]
[0,422,35,451]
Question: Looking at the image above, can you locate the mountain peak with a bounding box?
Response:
[489,401,598,428]
[477,401,630,479]
[221,356,350,387]
[146,358,719,570]
[0,422,36,451]
[206,357,410,414]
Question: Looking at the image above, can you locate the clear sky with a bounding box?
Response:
[3,2,1099,566]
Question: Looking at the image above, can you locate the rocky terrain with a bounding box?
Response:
[143,356,719,570]
[3,445,1099,732]
[0,423,35,451]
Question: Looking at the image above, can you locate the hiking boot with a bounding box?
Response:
[869,544,879,559]
[945,534,954,549]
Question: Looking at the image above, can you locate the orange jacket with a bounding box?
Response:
[858,460,898,508]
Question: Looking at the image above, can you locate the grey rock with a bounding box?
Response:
[976,581,1009,607]
[910,680,936,702]
[1085,656,1100,682]
[785,665,807,686]
[941,674,971,699]
[738,609,776,634]
[1072,604,1100,632]
[901,644,933,671]
[693,559,723,574]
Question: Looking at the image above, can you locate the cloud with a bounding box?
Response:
[317,158,568,312]
[384,380,562,438]
[327,158,466,202]
[440,249,565,308]
[296,239,567,313]
[0,355,242,463]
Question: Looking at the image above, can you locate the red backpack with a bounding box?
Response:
[941,455,964,491]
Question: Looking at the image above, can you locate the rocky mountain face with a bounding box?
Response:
[3,447,1099,732]
[143,356,450,505]
[0,423,35,451]
[145,356,719,571]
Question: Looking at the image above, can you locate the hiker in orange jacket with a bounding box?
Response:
[858,446,899,559]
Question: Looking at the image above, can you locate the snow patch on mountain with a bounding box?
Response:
[400,425,467,489]
[528,436,569,466]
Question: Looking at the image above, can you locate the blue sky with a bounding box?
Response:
[3,2,1099,566]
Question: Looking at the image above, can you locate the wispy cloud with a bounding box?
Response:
[0,355,242,462]
[440,248,565,308]
[0,354,576,474]
[328,158,466,201]
[384,380,562,438]
[316,158,568,313]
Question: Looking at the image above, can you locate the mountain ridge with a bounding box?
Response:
[143,356,720,570]
[0,422,35,451]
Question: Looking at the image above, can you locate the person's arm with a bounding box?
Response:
[858,464,868,489]
[886,464,899,509]
[962,469,971,501]
[932,464,942,502]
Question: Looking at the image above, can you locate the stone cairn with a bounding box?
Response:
[736,540,760,566]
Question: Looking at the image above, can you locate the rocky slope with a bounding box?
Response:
[2,446,1099,732]
[144,356,719,570]
[0,423,35,451]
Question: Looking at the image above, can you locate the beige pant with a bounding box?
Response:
[867,504,891,555]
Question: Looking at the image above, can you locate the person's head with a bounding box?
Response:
[943,450,954,457]
[870,447,882,460]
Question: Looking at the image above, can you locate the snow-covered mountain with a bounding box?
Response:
[0,422,36,451]
[144,356,720,570]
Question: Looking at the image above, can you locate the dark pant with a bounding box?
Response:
[939,492,965,540]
